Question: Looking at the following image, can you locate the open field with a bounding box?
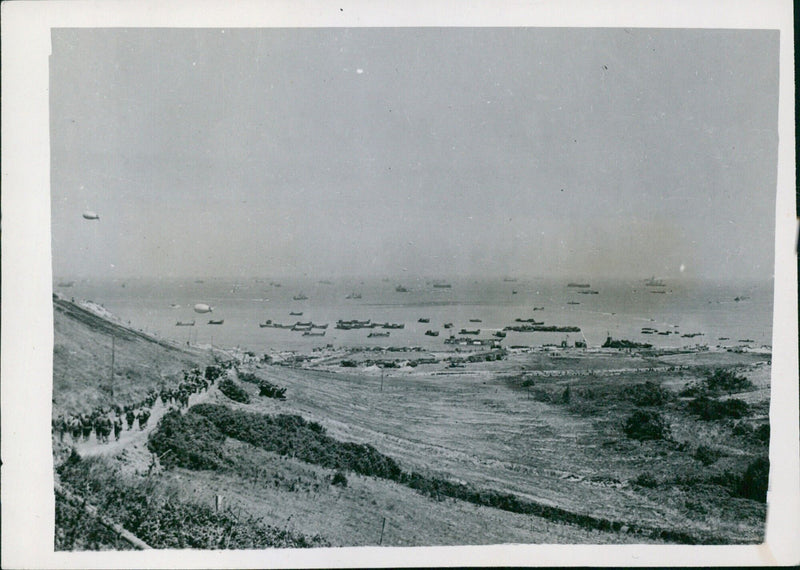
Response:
[52,297,770,547]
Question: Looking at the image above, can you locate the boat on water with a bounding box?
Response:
[578,290,599,295]
[289,311,304,316]
[208,319,224,325]
[459,328,480,335]
[645,276,666,287]
[469,319,482,323]
[345,292,362,299]
[303,330,326,337]
[567,282,591,288]
[515,318,543,324]
[433,283,451,288]
[418,318,430,323]
[650,290,667,294]
[493,331,506,338]
[259,320,273,328]
[734,295,751,302]
[532,307,544,311]
[443,323,454,329]
[368,331,390,338]
[512,290,518,295]
[383,323,405,329]
[176,320,195,326]
[718,337,730,340]
[503,277,518,282]
[567,301,580,305]
[311,323,328,329]
[292,293,309,301]
[57,281,76,287]
[424,330,439,337]
[395,285,409,293]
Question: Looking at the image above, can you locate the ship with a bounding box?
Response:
[345,292,362,299]
[292,293,309,301]
[424,330,440,337]
[303,330,326,337]
[433,282,452,288]
[208,319,224,325]
[645,276,666,287]
[459,328,480,335]
[395,285,409,293]
[368,331,390,338]
[567,301,580,305]
[176,320,195,326]
[418,318,430,323]
[289,311,304,316]
[567,282,591,288]
[469,319,482,323]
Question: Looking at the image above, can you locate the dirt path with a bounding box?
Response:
[71,385,217,458]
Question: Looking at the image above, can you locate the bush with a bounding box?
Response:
[754,424,770,443]
[331,471,348,487]
[687,396,749,420]
[623,410,670,441]
[693,445,721,465]
[626,381,671,407]
[705,369,753,395]
[634,472,659,488]
[737,457,769,502]
[147,410,228,470]
[218,378,251,404]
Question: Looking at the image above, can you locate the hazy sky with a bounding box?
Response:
[50,28,779,280]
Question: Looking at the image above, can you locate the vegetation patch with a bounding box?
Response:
[624,381,672,407]
[687,396,749,421]
[218,378,251,404]
[56,452,329,549]
[623,410,671,441]
[147,410,228,470]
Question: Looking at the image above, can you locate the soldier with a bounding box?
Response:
[126,409,136,430]
[138,409,150,430]
[69,416,82,442]
[114,416,123,440]
[81,414,93,441]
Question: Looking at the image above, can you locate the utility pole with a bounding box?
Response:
[380,370,384,392]
[110,335,115,399]
[378,516,386,546]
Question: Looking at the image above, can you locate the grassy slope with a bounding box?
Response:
[52,297,213,415]
[229,350,769,543]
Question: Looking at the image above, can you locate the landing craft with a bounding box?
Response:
[193,303,213,314]
[82,211,100,220]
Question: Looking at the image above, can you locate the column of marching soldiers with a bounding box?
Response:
[52,364,228,445]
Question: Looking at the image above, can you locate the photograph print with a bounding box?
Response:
[49,26,779,551]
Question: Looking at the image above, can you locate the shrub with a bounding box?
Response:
[331,471,348,487]
[705,369,753,395]
[693,445,721,465]
[754,424,770,443]
[634,472,658,488]
[218,378,251,404]
[340,360,357,367]
[626,381,671,407]
[687,396,749,420]
[623,410,670,441]
[147,410,227,470]
[237,371,260,384]
[737,457,769,502]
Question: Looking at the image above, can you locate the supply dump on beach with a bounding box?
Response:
[52,276,772,549]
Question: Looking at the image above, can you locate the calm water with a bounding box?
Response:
[54,276,774,354]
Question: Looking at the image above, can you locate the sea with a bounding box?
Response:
[54,276,774,355]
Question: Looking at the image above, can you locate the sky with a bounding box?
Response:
[50,27,779,280]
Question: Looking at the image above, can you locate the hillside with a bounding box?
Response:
[52,295,213,415]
